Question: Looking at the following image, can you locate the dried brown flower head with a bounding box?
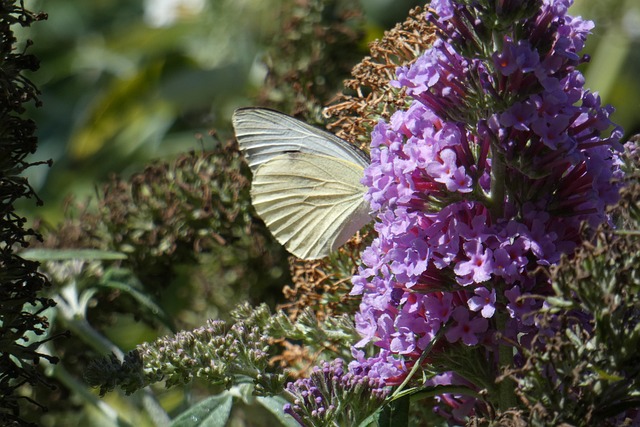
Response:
[324,6,435,150]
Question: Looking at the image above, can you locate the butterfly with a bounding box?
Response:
[232,107,372,260]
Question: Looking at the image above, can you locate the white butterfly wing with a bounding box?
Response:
[232,107,372,259]
[232,107,370,171]
[250,152,371,260]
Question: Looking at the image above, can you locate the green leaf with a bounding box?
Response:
[98,268,176,331]
[256,396,300,427]
[594,368,625,382]
[378,395,410,427]
[20,248,127,261]
[170,393,233,427]
[357,408,384,427]
[230,383,256,405]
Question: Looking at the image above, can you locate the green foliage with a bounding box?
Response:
[169,393,233,427]
[23,144,293,424]
[379,395,410,427]
[38,143,290,321]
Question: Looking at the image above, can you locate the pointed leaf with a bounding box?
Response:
[256,396,300,427]
[378,395,410,427]
[357,408,384,427]
[21,248,127,261]
[98,268,175,331]
[170,393,233,427]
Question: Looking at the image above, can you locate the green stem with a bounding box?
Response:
[392,325,445,398]
[496,312,517,410]
[489,146,506,220]
[489,147,517,410]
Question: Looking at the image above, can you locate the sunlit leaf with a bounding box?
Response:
[170,393,233,427]
[256,395,300,427]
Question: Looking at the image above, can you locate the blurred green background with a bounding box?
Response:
[18,0,639,224]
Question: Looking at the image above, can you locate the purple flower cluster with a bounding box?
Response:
[351,0,623,399]
[283,359,389,427]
